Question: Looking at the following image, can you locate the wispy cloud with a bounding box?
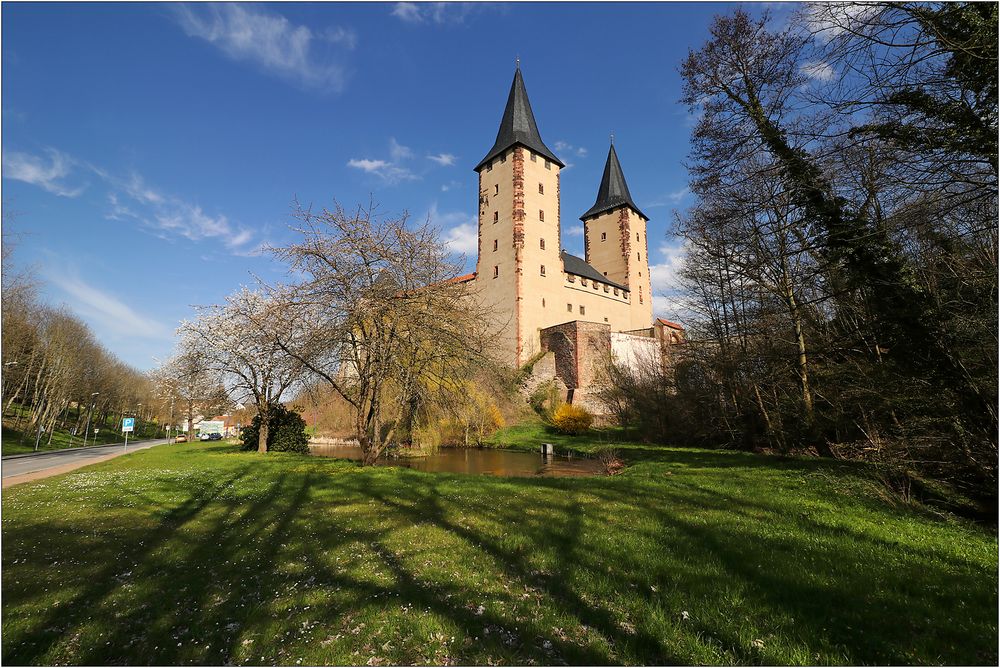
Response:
[566,224,585,237]
[553,141,588,159]
[173,4,355,91]
[427,153,457,166]
[390,2,487,25]
[441,180,461,192]
[2,148,85,197]
[45,268,172,340]
[800,60,836,83]
[347,138,419,184]
[646,186,691,209]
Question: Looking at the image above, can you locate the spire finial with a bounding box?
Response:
[516,55,520,69]
[610,132,614,146]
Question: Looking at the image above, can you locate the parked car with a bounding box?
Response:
[200,432,211,441]
[208,433,223,441]
[175,434,187,443]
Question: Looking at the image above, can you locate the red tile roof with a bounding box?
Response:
[656,318,685,330]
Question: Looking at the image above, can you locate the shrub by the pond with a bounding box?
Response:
[240,404,309,453]
[552,404,594,435]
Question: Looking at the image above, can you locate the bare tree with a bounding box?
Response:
[267,201,494,464]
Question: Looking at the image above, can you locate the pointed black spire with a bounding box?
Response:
[580,143,646,221]
[475,68,564,172]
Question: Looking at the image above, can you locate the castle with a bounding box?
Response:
[457,66,683,403]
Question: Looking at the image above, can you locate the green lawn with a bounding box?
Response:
[2,439,996,665]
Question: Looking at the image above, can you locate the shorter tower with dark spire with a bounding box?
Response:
[581,143,653,329]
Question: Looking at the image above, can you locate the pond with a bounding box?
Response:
[309,444,604,477]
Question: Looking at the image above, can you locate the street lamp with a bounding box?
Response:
[84,392,99,447]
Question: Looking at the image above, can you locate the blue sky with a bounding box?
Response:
[2,1,759,370]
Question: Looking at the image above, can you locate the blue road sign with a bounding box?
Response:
[122,417,135,433]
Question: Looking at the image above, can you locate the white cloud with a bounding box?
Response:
[2,149,85,197]
[649,241,688,295]
[391,2,484,25]
[566,224,584,237]
[347,138,419,184]
[427,153,457,166]
[45,269,172,340]
[649,240,690,321]
[173,4,353,91]
[347,158,391,173]
[803,2,881,40]
[426,203,478,255]
[7,146,257,253]
[668,187,690,203]
[800,60,835,83]
[441,180,461,192]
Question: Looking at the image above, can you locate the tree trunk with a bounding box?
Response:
[257,409,269,453]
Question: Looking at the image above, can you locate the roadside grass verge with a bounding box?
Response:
[2,405,161,456]
[2,440,996,665]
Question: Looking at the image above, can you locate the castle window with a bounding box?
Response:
[538,183,544,194]
[581,278,588,286]
[530,152,537,162]
[601,232,607,241]
[542,298,546,307]
[539,210,545,222]
[493,239,498,252]
[539,238,545,250]
[500,153,506,163]
[603,271,608,276]
[487,160,493,172]
[614,288,619,296]
[639,271,642,277]
[540,265,546,276]
[567,274,575,283]
[636,232,640,242]
[604,317,609,323]
[544,160,551,170]
[604,285,609,293]
[567,303,572,312]
[493,211,498,224]
[493,265,499,278]
[494,184,499,195]
[593,282,598,290]
[579,305,585,315]
[638,252,641,261]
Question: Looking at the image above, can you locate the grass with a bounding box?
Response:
[1,438,996,665]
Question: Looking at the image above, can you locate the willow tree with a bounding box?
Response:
[267,201,494,465]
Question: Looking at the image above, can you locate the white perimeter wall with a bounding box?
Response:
[610,332,660,372]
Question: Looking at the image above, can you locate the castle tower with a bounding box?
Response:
[581,143,653,330]
[474,66,565,365]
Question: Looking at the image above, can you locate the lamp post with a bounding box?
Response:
[137,403,143,438]
[83,392,99,447]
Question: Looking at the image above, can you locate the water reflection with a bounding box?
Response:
[309,444,603,477]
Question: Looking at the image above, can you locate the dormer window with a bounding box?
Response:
[531,153,537,162]
[544,160,551,170]
[581,278,588,287]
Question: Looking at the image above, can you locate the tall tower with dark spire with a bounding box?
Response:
[581,143,653,329]
[473,65,565,364]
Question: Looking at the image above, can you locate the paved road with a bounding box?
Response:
[2,438,173,482]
